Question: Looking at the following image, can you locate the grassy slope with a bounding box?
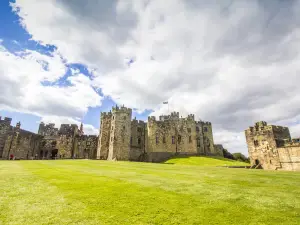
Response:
[164,156,250,166]
[0,160,299,225]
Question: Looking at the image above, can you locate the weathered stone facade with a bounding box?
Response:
[0,116,98,160]
[245,121,300,171]
[97,105,222,162]
[0,117,13,158]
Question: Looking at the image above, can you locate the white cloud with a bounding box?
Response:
[5,0,300,155]
[0,44,102,128]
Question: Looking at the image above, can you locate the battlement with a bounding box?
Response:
[112,105,132,114]
[0,116,12,125]
[132,118,146,125]
[187,114,195,121]
[148,116,156,121]
[101,111,112,118]
[255,121,268,127]
[58,124,78,136]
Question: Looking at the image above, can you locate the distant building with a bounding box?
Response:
[245,121,300,171]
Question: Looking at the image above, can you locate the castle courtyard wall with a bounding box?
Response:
[277,146,300,171]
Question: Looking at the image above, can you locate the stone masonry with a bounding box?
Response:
[1,105,224,162]
[97,105,223,162]
[0,117,98,160]
[245,121,300,171]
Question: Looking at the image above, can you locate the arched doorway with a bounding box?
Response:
[255,159,260,165]
[51,149,58,159]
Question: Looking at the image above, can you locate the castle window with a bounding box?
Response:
[254,140,259,147]
[130,137,132,144]
[172,136,175,144]
[204,127,208,132]
[197,138,200,147]
[113,116,114,120]
[137,127,142,132]
[178,135,181,143]
[112,126,114,131]
[196,127,199,132]
[87,141,90,146]
[187,128,191,133]
[156,136,159,144]
[123,125,125,130]
[189,136,192,143]
[111,137,113,142]
[124,116,126,120]
[138,137,141,144]
[163,136,166,143]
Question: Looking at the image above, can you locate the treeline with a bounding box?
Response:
[222,149,250,163]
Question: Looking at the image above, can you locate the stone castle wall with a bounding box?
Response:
[1,118,98,160]
[130,119,146,161]
[2,129,42,159]
[0,117,12,158]
[245,121,300,171]
[97,108,220,163]
[75,135,98,159]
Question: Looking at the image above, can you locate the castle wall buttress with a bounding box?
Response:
[97,112,112,159]
[177,116,197,154]
[107,106,132,161]
[130,119,146,161]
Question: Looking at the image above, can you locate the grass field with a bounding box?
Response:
[0,157,299,225]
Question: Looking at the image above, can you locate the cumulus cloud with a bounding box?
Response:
[0,44,102,132]
[5,0,300,154]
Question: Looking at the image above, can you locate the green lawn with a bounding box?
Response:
[165,156,250,166]
[0,159,299,225]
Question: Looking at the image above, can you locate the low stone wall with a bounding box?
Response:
[278,146,300,171]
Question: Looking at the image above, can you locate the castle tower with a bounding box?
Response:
[107,105,132,161]
[15,122,21,132]
[245,121,291,169]
[201,122,215,155]
[97,111,112,159]
[79,123,84,136]
[38,122,45,135]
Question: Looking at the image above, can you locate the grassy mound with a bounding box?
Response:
[164,156,250,166]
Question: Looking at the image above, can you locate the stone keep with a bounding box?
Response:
[97,105,221,162]
[245,121,300,171]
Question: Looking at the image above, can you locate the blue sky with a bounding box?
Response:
[0,0,151,133]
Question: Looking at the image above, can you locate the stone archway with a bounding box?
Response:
[255,159,260,165]
[51,149,58,159]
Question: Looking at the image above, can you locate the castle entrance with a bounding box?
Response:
[51,149,58,159]
[255,159,260,165]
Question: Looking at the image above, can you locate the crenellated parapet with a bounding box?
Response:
[0,117,12,125]
[112,105,132,115]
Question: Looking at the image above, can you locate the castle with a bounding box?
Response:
[0,116,97,160]
[0,105,224,161]
[97,105,223,162]
[245,121,300,171]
